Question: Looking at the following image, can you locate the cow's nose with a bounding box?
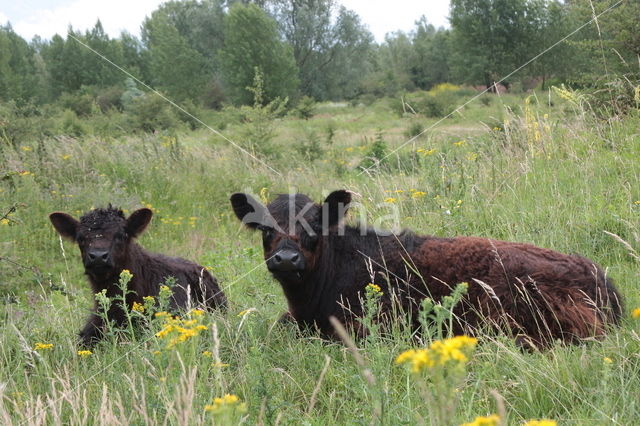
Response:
[87,249,110,266]
[271,249,304,271]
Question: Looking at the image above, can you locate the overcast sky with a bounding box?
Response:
[0,0,450,43]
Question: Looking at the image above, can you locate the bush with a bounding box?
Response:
[404,121,425,140]
[126,94,179,133]
[59,92,96,117]
[359,130,387,171]
[293,96,316,119]
[96,86,124,112]
[295,129,323,161]
[60,109,86,137]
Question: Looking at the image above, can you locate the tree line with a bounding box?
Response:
[0,0,638,110]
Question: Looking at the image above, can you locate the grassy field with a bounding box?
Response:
[1,91,639,424]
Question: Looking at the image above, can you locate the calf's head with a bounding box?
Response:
[49,206,152,281]
[230,190,351,284]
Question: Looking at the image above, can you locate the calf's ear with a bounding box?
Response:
[126,208,153,238]
[49,212,80,240]
[321,190,352,229]
[230,193,271,230]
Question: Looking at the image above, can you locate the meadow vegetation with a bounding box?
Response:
[1,84,639,424]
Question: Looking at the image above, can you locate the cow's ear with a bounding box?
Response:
[49,212,79,241]
[321,190,352,229]
[230,193,271,230]
[126,208,153,238]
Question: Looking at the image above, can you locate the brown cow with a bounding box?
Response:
[50,206,226,346]
[230,190,622,348]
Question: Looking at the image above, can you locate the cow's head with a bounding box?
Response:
[231,190,351,284]
[49,206,152,282]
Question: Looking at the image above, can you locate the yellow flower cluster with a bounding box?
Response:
[416,148,437,156]
[366,283,383,295]
[132,302,145,313]
[396,335,478,373]
[34,343,53,351]
[384,197,397,204]
[204,394,247,413]
[523,420,557,426]
[631,308,640,319]
[0,219,9,226]
[77,350,93,357]
[460,414,500,426]
[155,310,208,348]
[120,269,133,281]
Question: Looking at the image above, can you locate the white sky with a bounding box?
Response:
[1,0,451,43]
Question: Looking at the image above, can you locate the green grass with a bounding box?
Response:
[1,92,639,424]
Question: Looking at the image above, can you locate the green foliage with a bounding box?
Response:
[359,130,387,171]
[60,109,86,136]
[220,3,299,105]
[293,95,316,119]
[59,91,97,117]
[404,121,425,140]
[142,14,210,102]
[95,85,124,112]
[238,68,288,157]
[294,129,323,161]
[126,93,179,132]
[271,0,374,100]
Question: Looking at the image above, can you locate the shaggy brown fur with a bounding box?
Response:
[50,206,226,346]
[231,190,622,348]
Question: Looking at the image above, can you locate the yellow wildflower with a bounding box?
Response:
[212,362,230,368]
[631,308,640,319]
[411,191,427,199]
[523,420,557,426]
[191,309,205,317]
[204,394,246,414]
[19,171,31,176]
[603,357,613,364]
[0,219,9,226]
[460,414,500,426]
[634,201,640,205]
[396,335,478,373]
[366,283,383,295]
[384,197,397,204]
[202,351,212,357]
[453,140,466,146]
[34,343,53,351]
[61,154,71,160]
[77,350,93,357]
[120,269,133,281]
[132,302,145,313]
[21,146,32,151]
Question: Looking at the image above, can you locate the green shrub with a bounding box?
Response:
[404,121,425,140]
[59,92,96,117]
[359,130,387,171]
[60,109,86,137]
[127,94,179,133]
[293,96,316,119]
[95,86,124,112]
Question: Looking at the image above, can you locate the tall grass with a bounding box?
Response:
[0,93,639,424]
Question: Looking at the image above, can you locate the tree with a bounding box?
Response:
[0,25,40,103]
[268,0,373,100]
[411,17,452,90]
[449,0,547,88]
[142,14,210,102]
[219,3,299,105]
